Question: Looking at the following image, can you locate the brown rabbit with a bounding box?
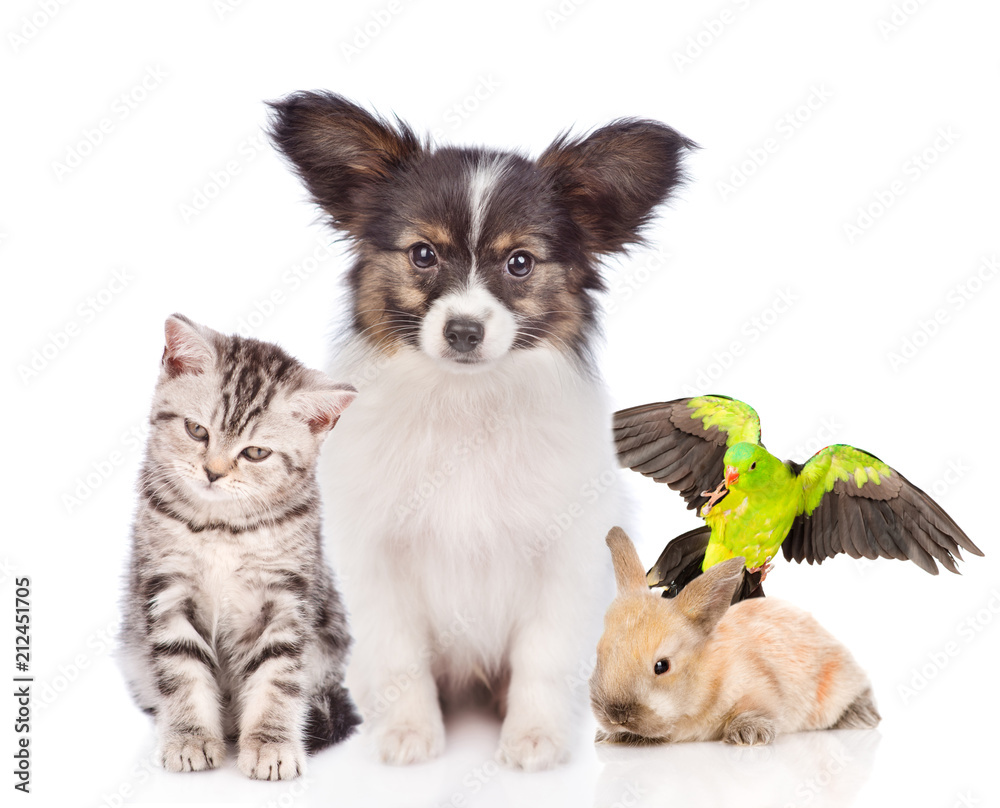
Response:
[590,527,880,745]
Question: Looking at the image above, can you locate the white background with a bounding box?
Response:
[4,1,999,806]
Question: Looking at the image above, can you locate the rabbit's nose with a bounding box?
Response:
[606,702,636,726]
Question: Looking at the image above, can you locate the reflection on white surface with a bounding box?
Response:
[594,730,881,808]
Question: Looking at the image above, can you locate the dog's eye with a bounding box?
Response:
[654,659,670,675]
[409,242,438,270]
[506,251,534,278]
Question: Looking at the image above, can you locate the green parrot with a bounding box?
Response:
[614,395,983,599]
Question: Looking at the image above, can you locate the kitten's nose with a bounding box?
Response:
[444,318,484,353]
[204,467,224,484]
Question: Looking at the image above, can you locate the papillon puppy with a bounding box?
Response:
[268,92,693,770]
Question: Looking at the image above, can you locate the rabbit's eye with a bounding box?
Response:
[654,658,670,675]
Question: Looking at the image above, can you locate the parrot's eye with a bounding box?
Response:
[749,461,757,471]
[654,658,670,675]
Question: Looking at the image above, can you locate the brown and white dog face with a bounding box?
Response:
[268,92,695,371]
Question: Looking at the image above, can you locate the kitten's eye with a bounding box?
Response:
[185,420,208,442]
[241,447,272,462]
[654,659,670,676]
[749,462,757,471]
[408,242,438,270]
[506,250,534,278]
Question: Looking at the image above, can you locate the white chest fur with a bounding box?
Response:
[151,522,293,642]
[322,344,621,681]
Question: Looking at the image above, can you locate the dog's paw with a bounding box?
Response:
[237,739,306,780]
[724,713,776,746]
[496,727,568,771]
[376,720,445,766]
[158,733,225,772]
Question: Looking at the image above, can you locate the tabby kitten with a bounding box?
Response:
[118,314,360,780]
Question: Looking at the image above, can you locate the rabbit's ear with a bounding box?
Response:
[675,558,745,634]
[606,527,648,595]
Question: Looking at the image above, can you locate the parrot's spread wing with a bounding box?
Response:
[647,526,765,603]
[646,526,713,590]
[613,395,762,511]
[783,445,983,574]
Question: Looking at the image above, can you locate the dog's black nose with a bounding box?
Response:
[205,468,224,483]
[444,319,484,353]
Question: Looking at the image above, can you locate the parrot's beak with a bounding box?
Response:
[724,465,739,486]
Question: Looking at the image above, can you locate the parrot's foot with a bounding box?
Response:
[748,558,774,583]
[700,480,729,515]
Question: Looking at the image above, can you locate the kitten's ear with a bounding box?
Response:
[267,91,422,238]
[162,314,215,377]
[291,379,358,435]
[537,119,696,256]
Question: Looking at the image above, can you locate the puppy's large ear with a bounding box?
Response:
[267,91,422,237]
[537,119,695,256]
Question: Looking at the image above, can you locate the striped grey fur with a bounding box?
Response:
[118,315,359,780]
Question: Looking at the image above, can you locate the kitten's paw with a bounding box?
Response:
[159,734,225,772]
[376,720,445,766]
[237,740,306,780]
[724,713,776,746]
[496,727,568,771]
